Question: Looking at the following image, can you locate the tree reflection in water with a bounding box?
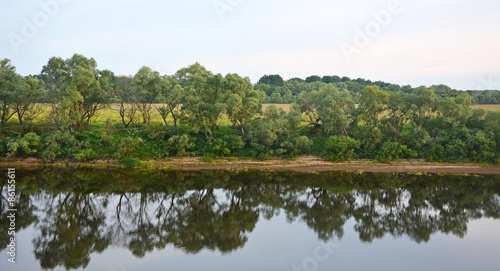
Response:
[1,169,499,270]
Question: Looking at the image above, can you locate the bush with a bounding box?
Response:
[375,141,409,163]
[166,135,194,157]
[5,133,41,157]
[203,135,245,157]
[73,148,99,161]
[114,137,144,158]
[41,131,78,162]
[322,135,359,162]
[469,131,497,163]
[120,157,143,168]
[279,136,313,157]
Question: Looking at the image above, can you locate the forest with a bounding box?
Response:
[1,54,500,165]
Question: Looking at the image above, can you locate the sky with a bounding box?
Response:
[1,0,499,90]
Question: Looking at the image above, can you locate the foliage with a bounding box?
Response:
[322,135,359,162]
[278,136,313,157]
[6,132,41,157]
[120,157,144,167]
[166,135,195,157]
[40,131,78,161]
[375,141,410,163]
[1,56,500,164]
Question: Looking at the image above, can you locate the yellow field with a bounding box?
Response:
[9,103,499,128]
[262,103,293,112]
[471,104,500,111]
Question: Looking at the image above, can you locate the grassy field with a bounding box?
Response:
[7,103,500,129]
[471,104,500,111]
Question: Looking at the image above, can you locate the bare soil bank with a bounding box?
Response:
[2,156,500,174]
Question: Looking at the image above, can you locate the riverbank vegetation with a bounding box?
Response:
[1,54,500,165]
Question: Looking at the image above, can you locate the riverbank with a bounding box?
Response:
[2,156,500,174]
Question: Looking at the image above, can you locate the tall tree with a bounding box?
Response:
[224,73,264,138]
[178,63,229,140]
[157,75,183,127]
[317,85,355,137]
[257,74,284,86]
[13,76,45,125]
[409,86,437,128]
[114,76,138,128]
[131,66,161,125]
[0,59,22,132]
[358,86,389,128]
[41,54,113,131]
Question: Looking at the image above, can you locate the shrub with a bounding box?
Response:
[166,135,194,157]
[41,131,77,162]
[120,157,143,168]
[114,137,144,158]
[279,136,313,157]
[375,141,409,163]
[322,135,359,162]
[73,148,99,161]
[203,135,245,157]
[5,133,41,157]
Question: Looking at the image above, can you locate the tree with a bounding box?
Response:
[0,59,22,132]
[157,75,183,126]
[357,86,389,128]
[131,66,161,125]
[177,63,229,140]
[409,86,437,128]
[384,91,411,137]
[257,74,284,86]
[436,92,472,127]
[41,54,113,131]
[316,85,355,137]
[305,75,322,83]
[13,76,45,125]
[224,73,264,138]
[114,76,138,128]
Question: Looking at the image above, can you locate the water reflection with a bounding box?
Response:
[1,169,500,270]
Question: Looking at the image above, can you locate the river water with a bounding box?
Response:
[1,169,500,271]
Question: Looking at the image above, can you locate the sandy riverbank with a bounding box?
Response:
[2,156,500,174]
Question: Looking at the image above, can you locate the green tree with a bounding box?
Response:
[114,76,138,128]
[177,63,229,140]
[257,74,284,86]
[357,86,389,128]
[157,76,183,126]
[0,59,22,132]
[13,76,45,126]
[384,91,411,137]
[316,85,355,137]
[436,92,472,127]
[131,66,161,125]
[41,54,113,131]
[224,73,264,138]
[409,86,437,128]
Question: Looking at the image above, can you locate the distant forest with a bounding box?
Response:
[1,54,500,164]
[254,74,500,104]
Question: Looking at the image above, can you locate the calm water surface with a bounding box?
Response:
[1,169,500,271]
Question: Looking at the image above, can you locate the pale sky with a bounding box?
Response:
[1,0,499,90]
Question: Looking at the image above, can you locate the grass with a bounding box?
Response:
[6,103,500,131]
[471,104,500,111]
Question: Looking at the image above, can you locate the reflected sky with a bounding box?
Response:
[4,216,499,271]
[1,169,499,271]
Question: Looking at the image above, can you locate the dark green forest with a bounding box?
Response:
[1,54,500,164]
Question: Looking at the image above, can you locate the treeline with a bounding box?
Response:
[256,74,500,104]
[1,54,500,164]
